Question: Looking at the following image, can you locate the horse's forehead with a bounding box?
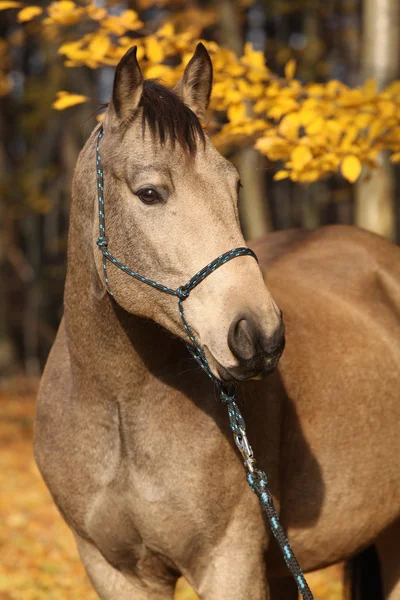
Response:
[117,126,236,180]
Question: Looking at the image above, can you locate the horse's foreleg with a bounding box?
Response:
[192,552,269,600]
[376,517,400,600]
[74,534,176,600]
[188,522,270,600]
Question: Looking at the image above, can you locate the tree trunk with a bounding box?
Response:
[218,0,271,240]
[355,0,400,240]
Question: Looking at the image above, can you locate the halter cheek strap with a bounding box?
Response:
[95,126,314,600]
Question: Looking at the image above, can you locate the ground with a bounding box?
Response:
[0,386,343,600]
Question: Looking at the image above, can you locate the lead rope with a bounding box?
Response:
[95,126,314,600]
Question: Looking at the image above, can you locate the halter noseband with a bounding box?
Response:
[94,125,314,600]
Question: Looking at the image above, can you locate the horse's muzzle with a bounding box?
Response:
[216,314,285,382]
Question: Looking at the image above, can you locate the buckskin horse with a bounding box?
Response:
[34,44,400,599]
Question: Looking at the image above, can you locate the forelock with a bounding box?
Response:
[138,80,205,155]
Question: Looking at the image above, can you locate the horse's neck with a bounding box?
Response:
[63,137,180,401]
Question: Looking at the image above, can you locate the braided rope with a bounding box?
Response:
[94,126,314,600]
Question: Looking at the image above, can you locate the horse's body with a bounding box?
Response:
[34,45,400,599]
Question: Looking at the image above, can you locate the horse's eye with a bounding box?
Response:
[137,187,161,205]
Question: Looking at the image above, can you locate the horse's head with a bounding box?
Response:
[95,44,284,382]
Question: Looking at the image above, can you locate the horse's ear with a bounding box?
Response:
[174,43,213,121]
[111,46,144,121]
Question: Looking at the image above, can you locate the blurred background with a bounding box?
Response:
[0,0,399,598]
[1,0,400,378]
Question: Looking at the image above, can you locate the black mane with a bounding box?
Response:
[139,80,205,155]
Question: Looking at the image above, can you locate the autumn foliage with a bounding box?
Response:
[2,0,400,185]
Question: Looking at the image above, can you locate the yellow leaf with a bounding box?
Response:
[236,79,264,100]
[319,153,340,170]
[88,33,110,62]
[267,145,292,160]
[377,100,396,118]
[17,5,42,21]
[363,78,377,97]
[267,106,286,120]
[274,170,289,181]
[254,98,270,114]
[341,155,362,183]
[46,0,80,25]
[52,91,88,110]
[156,22,174,38]
[298,109,316,126]
[237,78,253,97]
[242,42,265,69]
[119,9,142,31]
[255,136,292,160]
[222,86,242,103]
[355,113,373,128]
[341,125,358,148]
[227,102,247,123]
[0,1,21,8]
[144,64,176,86]
[296,169,321,183]
[265,81,280,97]
[279,113,299,139]
[339,87,366,107]
[87,5,106,20]
[145,36,164,62]
[224,62,245,77]
[326,79,348,97]
[390,152,400,164]
[291,146,313,170]
[223,118,267,137]
[306,116,325,135]
[101,10,142,36]
[324,120,343,145]
[284,59,296,80]
[268,97,299,120]
[223,117,267,132]
[307,83,326,97]
[368,119,387,141]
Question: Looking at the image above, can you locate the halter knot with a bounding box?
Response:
[220,387,236,405]
[97,236,109,249]
[176,286,190,301]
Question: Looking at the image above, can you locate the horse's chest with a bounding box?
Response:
[83,464,212,576]
[82,424,248,575]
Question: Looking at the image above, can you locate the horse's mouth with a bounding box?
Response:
[212,349,284,383]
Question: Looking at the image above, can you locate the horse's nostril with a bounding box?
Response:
[229,317,256,362]
[228,312,285,364]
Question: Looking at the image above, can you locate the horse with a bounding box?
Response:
[34,43,400,599]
